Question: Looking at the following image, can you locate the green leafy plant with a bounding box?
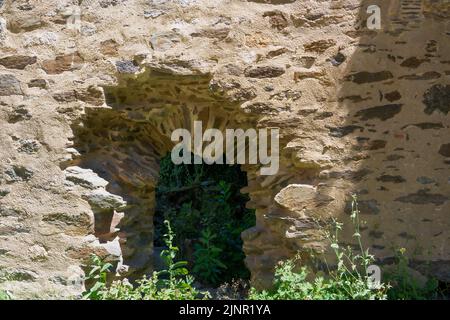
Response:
[84,220,207,300]
[82,255,113,300]
[385,248,440,300]
[151,220,201,299]
[154,154,255,285]
[0,289,10,300]
[249,194,388,300]
[193,228,227,286]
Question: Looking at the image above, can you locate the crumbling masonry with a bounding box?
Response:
[0,0,449,298]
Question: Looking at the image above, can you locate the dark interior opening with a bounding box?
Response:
[153,153,255,287]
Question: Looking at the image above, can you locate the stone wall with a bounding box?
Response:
[0,0,449,298]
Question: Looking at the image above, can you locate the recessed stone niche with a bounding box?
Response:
[65,69,318,288]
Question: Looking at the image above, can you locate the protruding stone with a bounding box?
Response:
[85,189,126,211]
[64,166,108,190]
[275,184,334,216]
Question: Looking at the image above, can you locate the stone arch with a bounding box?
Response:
[63,67,327,288]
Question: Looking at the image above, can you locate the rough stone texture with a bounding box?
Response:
[0,0,449,298]
[0,74,22,95]
[0,55,36,70]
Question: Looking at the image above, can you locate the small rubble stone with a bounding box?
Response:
[0,74,22,96]
[0,55,37,69]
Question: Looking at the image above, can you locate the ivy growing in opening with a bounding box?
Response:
[154,153,255,286]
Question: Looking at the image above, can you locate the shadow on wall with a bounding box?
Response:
[67,105,162,277]
[335,0,450,281]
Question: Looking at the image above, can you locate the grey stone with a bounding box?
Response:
[0,74,23,96]
[0,18,6,38]
[0,268,38,281]
[144,9,165,18]
[0,55,37,70]
[84,189,126,211]
[28,79,47,89]
[244,65,285,78]
[64,166,108,190]
[395,190,448,206]
[345,199,380,215]
[423,84,450,115]
[17,139,40,154]
[416,176,435,185]
[330,52,346,66]
[8,105,31,123]
[115,60,139,74]
[0,206,25,217]
[4,166,34,183]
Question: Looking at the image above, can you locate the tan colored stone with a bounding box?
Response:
[41,52,83,75]
[0,0,449,299]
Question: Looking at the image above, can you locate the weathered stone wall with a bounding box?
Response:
[0,0,448,298]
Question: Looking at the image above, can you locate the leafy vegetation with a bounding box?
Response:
[0,290,10,300]
[83,192,446,300]
[385,248,441,300]
[83,221,206,300]
[192,229,227,285]
[154,153,255,285]
[249,195,389,300]
[82,255,113,300]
